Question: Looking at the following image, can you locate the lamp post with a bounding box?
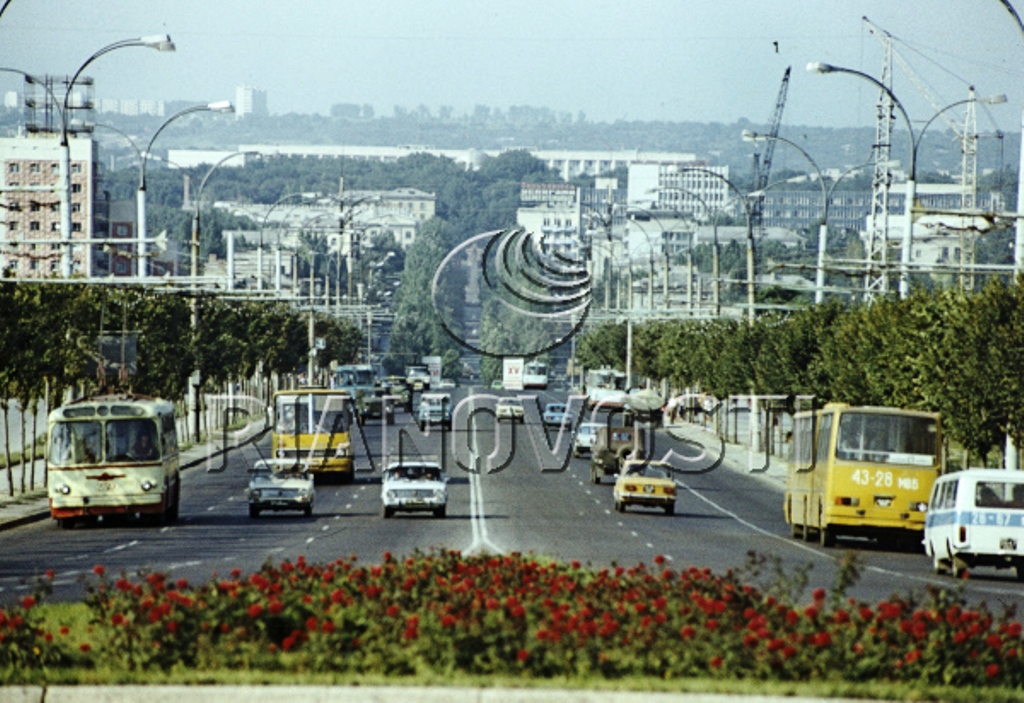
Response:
[658,168,755,322]
[258,192,321,291]
[625,205,671,311]
[138,100,232,279]
[742,130,830,303]
[649,186,727,317]
[809,63,1007,298]
[191,151,256,290]
[59,35,175,278]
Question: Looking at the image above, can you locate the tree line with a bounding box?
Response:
[0,282,361,495]
[575,280,1024,468]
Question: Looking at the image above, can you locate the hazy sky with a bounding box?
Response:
[2,0,1023,134]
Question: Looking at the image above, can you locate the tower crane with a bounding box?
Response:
[750,66,791,239]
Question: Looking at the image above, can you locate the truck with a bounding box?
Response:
[335,364,381,424]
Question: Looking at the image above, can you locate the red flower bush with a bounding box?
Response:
[2,550,1022,688]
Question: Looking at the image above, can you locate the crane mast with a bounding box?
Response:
[750,66,791,238]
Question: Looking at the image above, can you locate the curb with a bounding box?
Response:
[0,685,879,703]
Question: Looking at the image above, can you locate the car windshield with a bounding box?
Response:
[387,464,442,481]
[547,404,566,413]
[499,399,521,407]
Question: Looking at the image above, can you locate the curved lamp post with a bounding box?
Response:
[258,191,322,291]
[625,204,670,310]
[808,62,1005,299]
[664,167,755,322]
[742,130,830,303]
[191,151,257,289]
[59,35,175,277]
[138,100,233,278]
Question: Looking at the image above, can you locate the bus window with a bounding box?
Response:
[836,412,938,465]
[107,419,159,462]
[815,414,832,466]
[49,421,101,466]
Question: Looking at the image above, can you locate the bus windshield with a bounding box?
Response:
[275,393,349,435]
[336,367,375,387]
[836,412,938,466]
[49,417,159,465]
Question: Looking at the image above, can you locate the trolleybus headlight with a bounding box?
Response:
[141,480,155,491]
[335,444,350,457]
[276,449,286,458]
[58,484,71,495]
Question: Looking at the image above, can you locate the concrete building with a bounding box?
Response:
[0,134,96,277]
[235,85,268,119]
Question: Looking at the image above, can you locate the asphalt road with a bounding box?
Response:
[2,385,1024,613]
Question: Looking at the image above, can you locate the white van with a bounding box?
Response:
[924,468,1024,580]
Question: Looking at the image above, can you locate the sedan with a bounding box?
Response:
[247,459,315,518]
[542,403,568,428]
[613,460,676,515]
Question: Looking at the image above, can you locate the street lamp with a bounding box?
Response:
[742,130,830,303]
[625,205,671,311]
[60,35,175,278]
[138,100,233,278]
[807,62,1006,299]
[258,192,321,291]
[191,151,257,290]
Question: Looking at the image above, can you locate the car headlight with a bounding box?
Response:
[434,489,446,500]
[386,491,396,501]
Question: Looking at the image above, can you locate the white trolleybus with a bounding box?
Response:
[522,361,549,390]
[47,393,180,529]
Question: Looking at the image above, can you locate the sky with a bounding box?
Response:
[2,0,1023,135]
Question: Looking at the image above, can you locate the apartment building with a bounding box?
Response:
[0,134,96,277]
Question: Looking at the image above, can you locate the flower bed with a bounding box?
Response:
[1,550,1021,687]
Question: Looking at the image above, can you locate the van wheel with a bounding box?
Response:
[951,556,969,579]
[932,547,950,575]
[1015,563,1024,582]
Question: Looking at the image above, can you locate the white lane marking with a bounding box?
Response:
[103,540,139,554]
[467,470,503,555]
[306,537,315,544]
[321,525,329,532]
[675,477,832,560]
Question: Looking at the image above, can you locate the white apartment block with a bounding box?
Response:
[235,85,268,118]
[0,134,96,278]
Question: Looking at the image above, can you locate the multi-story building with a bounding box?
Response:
[0,134,96,277]
[235,85,268,119]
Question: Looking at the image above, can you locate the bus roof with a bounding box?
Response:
[49,393,174,422]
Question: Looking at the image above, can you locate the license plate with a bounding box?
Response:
[875,497,892,507]
[1001,538,1017,551]
[643,485,655,494]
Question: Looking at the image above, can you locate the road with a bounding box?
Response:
[2,385,1024,613]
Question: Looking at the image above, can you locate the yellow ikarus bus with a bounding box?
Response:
[785,403,942,548]
[48,393,180,529]
[271,388,354,481]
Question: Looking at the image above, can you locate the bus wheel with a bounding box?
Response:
[56,517,75,530]
[790,522,804,540]
[819,525,836,548]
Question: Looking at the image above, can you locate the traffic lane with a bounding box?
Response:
[663,437,1024,608]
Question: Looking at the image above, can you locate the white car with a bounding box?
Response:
[381,460,447,518]
[573,421,603,457]
[247,459,315,518]
[496,397,524,423]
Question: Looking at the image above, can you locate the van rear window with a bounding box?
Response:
[975,481,1024,509]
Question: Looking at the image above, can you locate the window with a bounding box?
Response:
[72,222,81,232]
[50,164,58,174]
[29,163,40,174]
[7,164,19,174]
[72,203,81,213]
[71,164,82,174]
[71,183,82,194]
[50,222,59,231]
[8,221,17,231]
[29,202,40,212]
[29,221,39,231]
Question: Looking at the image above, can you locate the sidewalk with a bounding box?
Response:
[660,417,788,489]
[0,421,267,532]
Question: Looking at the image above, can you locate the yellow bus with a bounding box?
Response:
[47,393,180,529]
[271,388,354,480]
[785,403,942,548]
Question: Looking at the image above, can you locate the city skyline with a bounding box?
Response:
[1,1,1022,134]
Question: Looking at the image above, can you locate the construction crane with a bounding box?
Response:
[750,66,791,239]
[863,16,986,293]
